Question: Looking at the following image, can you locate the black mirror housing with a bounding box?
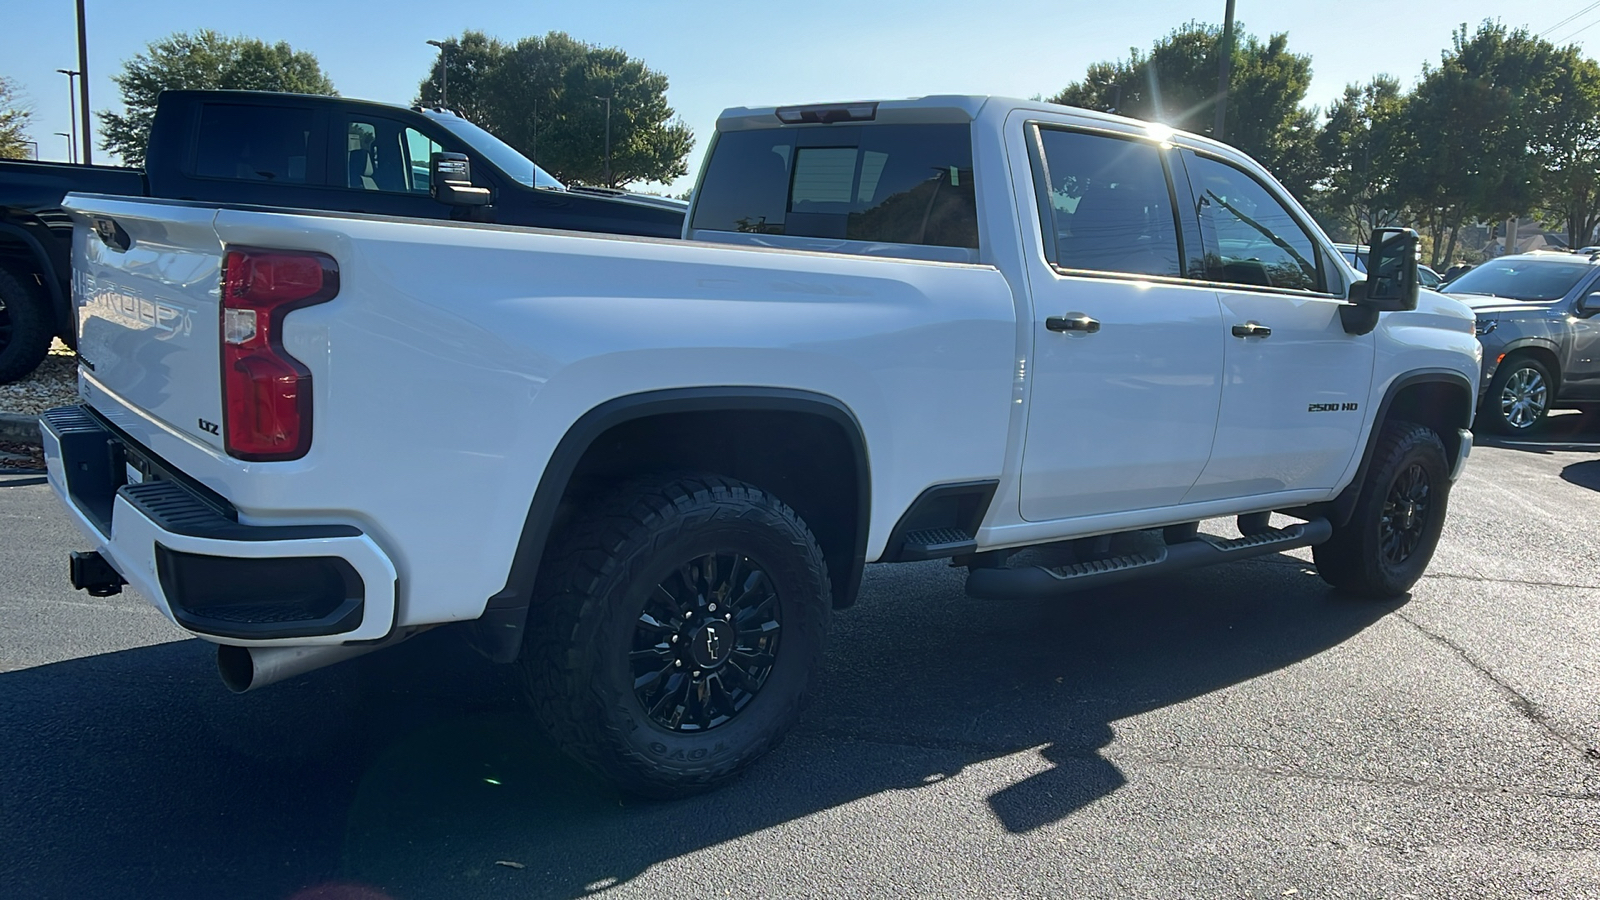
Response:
[430,152,491,207]
[1361,227,1420,312]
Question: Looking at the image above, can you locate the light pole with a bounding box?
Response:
[56,69,80,164]
[1213,0,1237,141]
[425,39,449,107]
[55,132,74,162]
[594,95,612,188]
[76,0,91,164]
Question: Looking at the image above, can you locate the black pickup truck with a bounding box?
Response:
[0,89,687,382]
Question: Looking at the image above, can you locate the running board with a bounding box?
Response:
[964,519,1332,600]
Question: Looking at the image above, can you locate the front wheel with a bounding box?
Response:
[1313,421,1451,598]
[522,473,832,798]
[0,266,51,384]
[1481,355,1553,435]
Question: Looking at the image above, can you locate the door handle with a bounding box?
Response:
[1046,313,1101,334]
[1231,321,1272,338]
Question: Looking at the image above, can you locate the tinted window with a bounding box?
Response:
[1441,259,1594,301]
[1186,154,1321,292]
[194,104,314,183]
[343,117,431,193]
[692,124,977,249]
[1034,128,1181,278]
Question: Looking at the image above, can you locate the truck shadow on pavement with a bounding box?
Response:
[1561,459,1600,492]
[0,554,1398,900]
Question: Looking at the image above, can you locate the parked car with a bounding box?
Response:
[45,95,1478,796]
[1336,242,1443,289]
[0,90,686,384]
[1439,253,1600,433]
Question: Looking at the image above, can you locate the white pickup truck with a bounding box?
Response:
[45,96,1480,796]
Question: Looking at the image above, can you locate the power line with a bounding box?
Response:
[1541,1,1600,38]
[1557,14,1600,42]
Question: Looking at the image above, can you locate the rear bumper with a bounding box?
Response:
[41,405,397,645]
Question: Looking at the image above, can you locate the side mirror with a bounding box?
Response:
[1361,227,1420,312]
[1580,292,1600,316]
[429,152,491,207]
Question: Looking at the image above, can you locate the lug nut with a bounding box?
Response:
[670,635,678,643]
[684,610,693,618]
[724,613,732,621]
[692,670,701,678]
[675,660,683,667]
[708,603,718,612]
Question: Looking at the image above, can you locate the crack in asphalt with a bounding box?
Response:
[1419,571,1600,592]
[1395,610,1597,764]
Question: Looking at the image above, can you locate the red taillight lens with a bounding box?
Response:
[220,248,338,461]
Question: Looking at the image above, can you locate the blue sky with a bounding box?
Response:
[9,0,1597,192]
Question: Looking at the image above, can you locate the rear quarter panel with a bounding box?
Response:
[73,204,1019,627]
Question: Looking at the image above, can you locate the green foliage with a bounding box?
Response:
[1048,22,1319,194]
[419,31,694,189]
[0,76,32,160]
[1315,76,1406,241]
[99,30,336,166]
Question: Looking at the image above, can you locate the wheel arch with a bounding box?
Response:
[1493,343,1562,395]
[1297,369,1474,528]
[472,387,872,664]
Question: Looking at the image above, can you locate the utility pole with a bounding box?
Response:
[57,69,80,164]
[530,99,537,167]
[595,95,612,188]
[76,0,91,164]
[425,40,449,107]
[1213,0,1237,141]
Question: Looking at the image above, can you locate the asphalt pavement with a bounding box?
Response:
[1,418,1598,899]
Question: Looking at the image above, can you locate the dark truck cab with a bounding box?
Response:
[0,89,686,382]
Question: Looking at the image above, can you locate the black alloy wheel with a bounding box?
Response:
[631,551,782,732]
[1313,420,1450,598]
[523,472,832,797]
[1378,463,1431,566]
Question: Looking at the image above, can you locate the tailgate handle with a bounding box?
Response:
[91,217,130,252]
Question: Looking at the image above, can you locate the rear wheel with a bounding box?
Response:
[522,473,832,798]
[1481,355,1553,435]
[0,267,51,384]
[1313,421,1450,598]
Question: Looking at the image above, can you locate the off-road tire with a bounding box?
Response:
[0,267,51,384]
[521,472,832,798]
[1480,354,1553,435]
[1313,421,1450,598]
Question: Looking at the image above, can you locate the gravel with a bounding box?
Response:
[0,340,78,417]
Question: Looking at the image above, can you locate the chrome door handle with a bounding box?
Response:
[1046,313,1101,334]
[1231,321,1272,338]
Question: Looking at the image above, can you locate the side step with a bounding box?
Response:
[964,519,1332,600]
[898,527,976,561]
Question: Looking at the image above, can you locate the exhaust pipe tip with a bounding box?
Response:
[217,644,256,693]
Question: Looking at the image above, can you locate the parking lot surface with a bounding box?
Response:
[2,417,1598,899]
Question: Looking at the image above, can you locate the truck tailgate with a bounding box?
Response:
[67,195,226,452]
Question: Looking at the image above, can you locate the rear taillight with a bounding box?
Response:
[220,248,338,461]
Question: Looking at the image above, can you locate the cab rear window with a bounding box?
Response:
[692,124,977,250]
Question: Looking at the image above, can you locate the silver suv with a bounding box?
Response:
[1440,252,1600,433]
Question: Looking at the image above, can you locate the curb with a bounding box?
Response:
[0,412,43,446]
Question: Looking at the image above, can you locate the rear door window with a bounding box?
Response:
[193,104,317,183]
[341,116,435,194]
[692,123,977,250]
[1031,127,1183,278]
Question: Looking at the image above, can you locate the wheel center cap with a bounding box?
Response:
[689,619,735,668]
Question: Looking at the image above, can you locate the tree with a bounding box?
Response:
[1048,22,1320,195]
[99,30,336,166]
[419,31,694,189]
[1314,77,1407,242]
[1398,22,1566,265]
[0,77,32,160]
[1533,46,1600,249]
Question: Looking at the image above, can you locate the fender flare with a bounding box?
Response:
[1302,369,1475,528]
[471,387,872,664]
